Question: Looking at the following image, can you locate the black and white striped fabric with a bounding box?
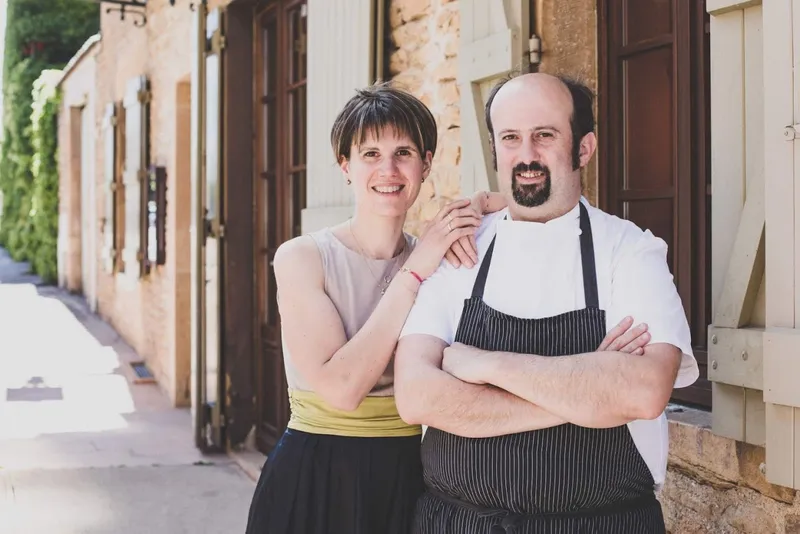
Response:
[414,203,666,534]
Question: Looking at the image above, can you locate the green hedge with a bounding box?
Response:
[29,70,62,283]
[0,57,43,260]
[0,0,98,281]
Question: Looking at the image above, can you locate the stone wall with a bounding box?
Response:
[388,0,601,234]
[534,0,599,205]
[663,416,800,533]
[388,0,461,236]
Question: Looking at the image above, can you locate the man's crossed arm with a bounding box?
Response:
[394,334,566,438]
[394,318,682,437]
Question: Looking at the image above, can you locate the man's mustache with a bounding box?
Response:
[512,162,549,176]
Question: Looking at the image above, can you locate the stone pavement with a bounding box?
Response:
[0,249,256,533]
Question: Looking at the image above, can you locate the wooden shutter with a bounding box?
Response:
[101,103,118,273]
[116,103,127,273]
[303,0,376,232]
[706,0,800,490]
[121,75,151,277]
[706,1,767,445]
[761,0,800,490]
[458,0,531,195]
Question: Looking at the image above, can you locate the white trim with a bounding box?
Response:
[707,0,762,16]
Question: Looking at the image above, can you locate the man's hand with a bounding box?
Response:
[442,342,489,384]
[598,316,650,355]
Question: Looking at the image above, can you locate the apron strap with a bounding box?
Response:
[469,201,600,308]
[471,234,497,299]
[579,202,599,309]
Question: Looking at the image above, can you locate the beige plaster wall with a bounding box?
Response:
[58,42,98,294]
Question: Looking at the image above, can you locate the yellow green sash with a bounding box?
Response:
[287,389,421,437]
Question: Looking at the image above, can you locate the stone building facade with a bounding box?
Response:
[58,0,233,408]
[56,1,800,531]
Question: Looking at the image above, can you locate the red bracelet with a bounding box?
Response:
[401,267,424,284]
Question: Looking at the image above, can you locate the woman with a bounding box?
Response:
[244,83,504,534]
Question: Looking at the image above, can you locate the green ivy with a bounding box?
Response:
[29,70,62,283]
[0,57,43,260]
[0,0,98,280]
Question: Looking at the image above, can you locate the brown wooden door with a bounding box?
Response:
[254,0,308,453]
[598,0,712,408]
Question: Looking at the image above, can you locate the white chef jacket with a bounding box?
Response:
[400,197,700,488]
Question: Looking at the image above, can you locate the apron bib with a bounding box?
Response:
[414,202,665,534]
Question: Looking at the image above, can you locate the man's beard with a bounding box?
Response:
[511,162,551,207]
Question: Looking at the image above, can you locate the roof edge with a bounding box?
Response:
[55,33,101,88]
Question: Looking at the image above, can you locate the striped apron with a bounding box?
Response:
[414,203,666,534]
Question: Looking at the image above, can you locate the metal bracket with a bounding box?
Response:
[209,30,226,54]
[138,89,152,105]
[782,124,800,140]
[103,2,147,27]
[529,35,542,66]
[96,1,203,27]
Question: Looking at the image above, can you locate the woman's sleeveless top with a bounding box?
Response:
[282,227,421,437]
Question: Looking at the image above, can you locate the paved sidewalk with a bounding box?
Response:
[0,249,256,533]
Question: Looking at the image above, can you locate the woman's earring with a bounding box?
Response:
[347,179,351,185]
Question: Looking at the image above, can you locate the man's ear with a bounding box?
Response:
[578,132,597,169]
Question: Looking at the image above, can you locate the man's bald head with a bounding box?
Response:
[485,73,595,170]
[492,73,574,114]
[482,72,597,221]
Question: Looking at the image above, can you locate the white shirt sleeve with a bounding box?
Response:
[606,226,700,388]
[399,261,459,344]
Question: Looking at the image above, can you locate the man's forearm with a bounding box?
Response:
[481,347,679,428]
[398,366,565,438]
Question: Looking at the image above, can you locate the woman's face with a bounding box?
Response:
[340,128,432,218]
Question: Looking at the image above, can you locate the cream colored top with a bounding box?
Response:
[281,227,416,397]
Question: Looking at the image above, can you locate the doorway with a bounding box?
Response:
[598,0,712,408]
[254,0,308,453]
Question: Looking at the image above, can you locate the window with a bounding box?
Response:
[145,165,167,270]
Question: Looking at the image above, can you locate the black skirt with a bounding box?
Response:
[245,428,424,534]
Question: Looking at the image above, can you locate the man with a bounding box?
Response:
[394,73,699,533]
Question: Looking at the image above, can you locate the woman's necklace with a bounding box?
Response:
[348,219,405,295]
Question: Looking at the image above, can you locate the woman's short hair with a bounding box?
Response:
[330,82,438,163]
